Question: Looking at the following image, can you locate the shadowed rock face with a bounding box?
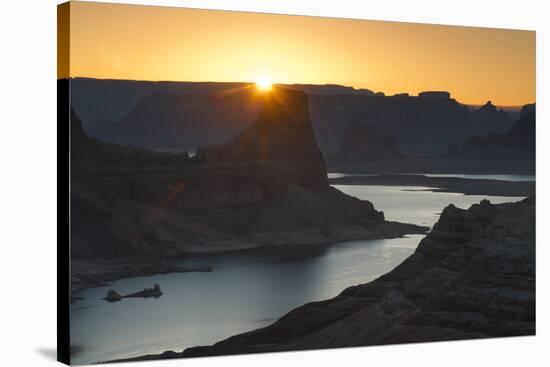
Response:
[309,92,513,157]
[335,122,403,161]
[175,197,534,358]
[70,109,191,172]
[448,103,535,159]
[477,100,497,113]
[99,92,261,152]
[70,84,423,259]
[197,87,328,191]
[71,88,327,209]
[71,78,515,157]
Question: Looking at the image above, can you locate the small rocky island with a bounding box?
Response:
[124,284,163,299]
[103,290,122,302]
[103,284,163,302]
[329,174,535,197]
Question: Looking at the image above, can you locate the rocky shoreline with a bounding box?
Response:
[71,217,426,301]
[109,197,535,362]
[329,174,534,197]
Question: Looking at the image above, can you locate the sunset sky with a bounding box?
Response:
[61,1,535,106]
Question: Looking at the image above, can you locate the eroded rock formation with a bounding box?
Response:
[448,103,535,159]
[177,197,535,357]
[103,290,122,302]
[196,87,328,191]
[70,86,424,259]
[71,78,516,157]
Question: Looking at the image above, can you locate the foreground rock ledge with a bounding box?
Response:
[109,197,535,363]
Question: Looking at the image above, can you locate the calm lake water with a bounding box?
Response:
[70,180,525,364]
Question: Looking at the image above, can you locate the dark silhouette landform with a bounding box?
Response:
[68,80,426,288]
[447,104,535,159]
[123,284,163,298]
[335,123,403,161]
[326,102,534,174]
[71,78,530,165]
[71,259,212,293]
[326,157,535,175]
[103,290,122,302]
[329,174,534,197]
[111,197,534,362]
[65,77,535,362]
[103,284,163,302]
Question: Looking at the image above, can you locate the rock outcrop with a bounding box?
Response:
[448,103,535,159]
[287,84,376,96]
[124,284,163,299]
[418,91,451,99]
[70,85,425,259]
[477,100,497,113]
[103,290,122,302]
[174,197,535,357]
[311,91,514,157]
[196,87,328,191]
[468,101,515,135]
[102,284,163,302]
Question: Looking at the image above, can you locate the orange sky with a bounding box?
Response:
[61,1,535,106]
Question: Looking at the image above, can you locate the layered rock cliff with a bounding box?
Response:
[335,122,403,161]
[71,78,515,157]
[173,197,535,357]
[89,92,261,152]
[196,88,328,191]
[71,87,425,259]
[448,104,535,160]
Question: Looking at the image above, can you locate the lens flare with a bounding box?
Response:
[255,76,272,91]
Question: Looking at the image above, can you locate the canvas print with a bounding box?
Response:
[57,1,536,365]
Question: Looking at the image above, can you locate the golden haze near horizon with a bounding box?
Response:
[59,1,535,106]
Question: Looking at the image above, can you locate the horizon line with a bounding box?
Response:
[60,76,535,108]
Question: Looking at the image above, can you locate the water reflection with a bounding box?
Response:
[333,184,523,227]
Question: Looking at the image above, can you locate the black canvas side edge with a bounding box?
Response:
[57,2,71,365]
[57,78,70,366]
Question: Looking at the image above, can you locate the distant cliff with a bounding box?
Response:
[448,104,535,159]
[310,94,513,157]
[70,84,425,259]
[335,122,403,161]
[70,109,191,171]
[418,91,451,99]
[70,78,515,157]
[89,92,261,152]
[466,101,513,135]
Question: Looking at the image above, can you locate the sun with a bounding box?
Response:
[255,76,272,91]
